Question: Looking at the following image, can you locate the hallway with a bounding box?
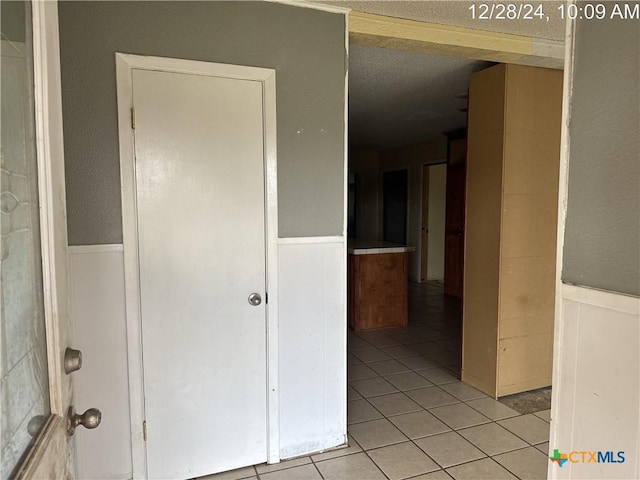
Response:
[205,282,550,480]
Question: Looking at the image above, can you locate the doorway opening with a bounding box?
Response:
[345,41,561,479]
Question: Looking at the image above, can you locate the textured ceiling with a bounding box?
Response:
[322,0,565,41]
[332,0,564,148]
[349,45,492,148]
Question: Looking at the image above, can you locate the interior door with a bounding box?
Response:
[132,68,268,478]
[420,166,430,282]
[444,134,467,298]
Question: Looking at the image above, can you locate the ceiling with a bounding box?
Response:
[334,1,564,148]
[349,45,492,148]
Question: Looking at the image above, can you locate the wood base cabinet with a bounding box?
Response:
[348,253,409,331]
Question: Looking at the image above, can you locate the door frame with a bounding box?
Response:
[115,53,280,478]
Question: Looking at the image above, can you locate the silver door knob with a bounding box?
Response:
[67,406,102,436]
[64,347,82,374]
[248,293,262,306]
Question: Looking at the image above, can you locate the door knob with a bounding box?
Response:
[67,406,102,435]
[248,293,262,306]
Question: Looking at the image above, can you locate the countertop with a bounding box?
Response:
[348,239,416,255]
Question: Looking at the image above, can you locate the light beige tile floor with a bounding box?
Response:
[315,452,386,480]
[368,441,440,480]
[388,410,451,440]
[201,282,550,480]
[446,458,517,480]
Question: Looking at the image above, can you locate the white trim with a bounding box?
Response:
[265,0,351,14]
[343,11,349,240]
[115,54,147,480]
[262,64,281,466]
[115,53,280,477]
[342,10,349,444]
[278,236,345,245]
[32,0,68,419]
[116,54,276,80]
[68,244,124,254]
[561,284,640,316]
[548,7,577,479]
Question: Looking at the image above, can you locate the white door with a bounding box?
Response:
[132,68,268,478]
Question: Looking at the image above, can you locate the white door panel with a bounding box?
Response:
[132,68,267,478]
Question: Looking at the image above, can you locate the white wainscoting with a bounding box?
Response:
[277,237,347,458]
[68,245,132,480]
[549,283,640,480]
[69,237,346,476]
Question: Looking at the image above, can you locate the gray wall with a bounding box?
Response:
[1,1,26,42]
[58,1,346,244]
[562,16,640,296]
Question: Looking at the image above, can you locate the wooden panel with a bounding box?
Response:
[462,63,562,398]
[349,253,408,331]
[499,256,556,336]
[462,129,504,397]
[503,129,561,196]
[504,65,564,133]
[462,65,508,396]
[462,254,500,395]
[348,12,564,69]
[443,232,463,297]
[420,166,429,282]
[467,64,506,135]
[444,134,466,298]
[501,193,558,259]
[499,65,562,395]
[496,65,562,396]
[498,333,554,396]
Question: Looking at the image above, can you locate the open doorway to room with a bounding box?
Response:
[345,42,561,479]
[346,42,486,356]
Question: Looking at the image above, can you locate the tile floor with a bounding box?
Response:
[204,282,551,480]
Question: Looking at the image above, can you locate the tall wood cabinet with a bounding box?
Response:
[462,64,563,397]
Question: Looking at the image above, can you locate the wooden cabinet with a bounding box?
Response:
[462,64,563,397]
[444,130,467,299]
[348,250,409,331]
